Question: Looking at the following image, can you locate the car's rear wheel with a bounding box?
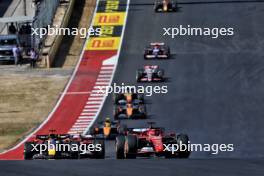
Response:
[177,134,190,158]
[70,141,80,159]
[154,3,162,12]
[125,135,138,159]
[116,135,126,159]
[114,106,119,120]
[139,106,147,118]
[136,70,144,82]
[137,94,144,103]
[24,142,36,160]
[118,124,127,135]
[113,94,124,104]
[93,140,105,159]
[157,69,164,79]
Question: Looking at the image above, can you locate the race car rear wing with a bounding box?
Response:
[36,134,71,140]
[150,42,165,46]
[79,134,105,140]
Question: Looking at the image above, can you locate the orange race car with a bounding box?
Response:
[90,118,127,139]
[113,93,144,104]
[114,99,147,120]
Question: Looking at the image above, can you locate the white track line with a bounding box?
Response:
[81,113,96,116]
[101,67,114,70]
[97,78,111,81]
[99,71,113,74]
[78,116,94,119]
[77,119,92,122]
[62,92,92,95]
[84,105,100,108]
[88,97,104,101]
[98,75,112,78]
[90,94,105,97]
[86,101,101,105]
[83,109,98,112]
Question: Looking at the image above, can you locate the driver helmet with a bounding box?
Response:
[105,117,111,123]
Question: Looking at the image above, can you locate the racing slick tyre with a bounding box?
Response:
[172,1,178,11]
[136,69,144,82]
[24,142,36,160]
[157,69,165,81]
[137,94,144,103]
[139,106,147,118]
[116,135,126,159]
[114,106,119,120]
[157,69,164,78]
[89,127,96,135]
[177,134,190,158]
[93,139,105,159]
[167,46,171,57]
[125,135,138,159]
[118,124,127,135]
[154,1,162,12]
[113,94,125,104]
[70,141,80,159]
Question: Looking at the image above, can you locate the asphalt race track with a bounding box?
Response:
[0,159,264,176]
[95,0,264,159]
[1,0,264,175]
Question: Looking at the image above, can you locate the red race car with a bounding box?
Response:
[115,122,190,159]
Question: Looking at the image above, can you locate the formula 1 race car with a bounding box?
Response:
[24,130,105,159]
[115,122,190,159]
[113,92,144,104]
[137,65,164,82]
[114,99,147,120]
[144,43,170,59]
[90,118,126,139]
[154,0,178,12]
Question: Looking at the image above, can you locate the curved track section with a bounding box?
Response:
[96,0,264,158]
[0,0,129,160]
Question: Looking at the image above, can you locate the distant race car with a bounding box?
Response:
[113,92,144,104]
[90,118,126,139]
[24,130,105,159]
[115,122,190,159]
[136,65,164,82]
[114,99,147,120]
[154,0,178,12]
[144,42,170,59]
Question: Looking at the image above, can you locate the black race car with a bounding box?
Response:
[136,65,164,82]
[154,0,178,12]
[144,42,170,59]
